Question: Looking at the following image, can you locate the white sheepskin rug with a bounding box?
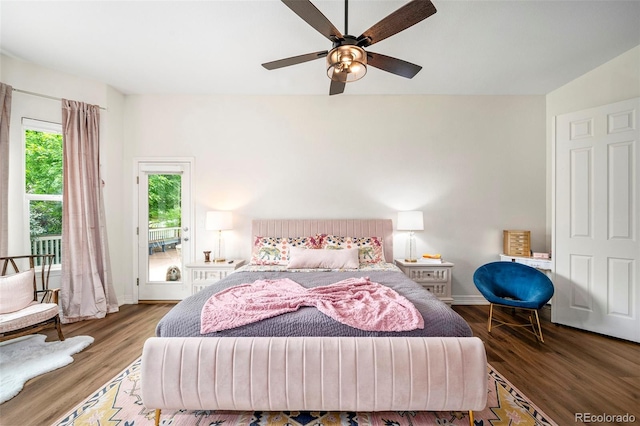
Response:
[0,334,94,404]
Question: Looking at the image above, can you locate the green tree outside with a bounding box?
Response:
[148,174,182,228]
[25,130,63,237]
[25,131,182,237]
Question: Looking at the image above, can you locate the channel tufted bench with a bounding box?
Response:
[141,336,487,426]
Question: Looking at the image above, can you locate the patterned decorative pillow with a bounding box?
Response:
[319,235,385,264]
[250,235,323,265]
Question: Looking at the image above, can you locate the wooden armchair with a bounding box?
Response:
[0,254,64,342]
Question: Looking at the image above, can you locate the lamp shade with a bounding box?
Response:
[205,211,232,231]
[397,211,424,231]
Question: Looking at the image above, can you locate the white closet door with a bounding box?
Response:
[554,97,639,343]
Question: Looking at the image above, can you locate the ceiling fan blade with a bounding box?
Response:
[357,0,437,47]
[329,78,346,96]
[367,51,422,79]
[262,50,328,70]
[282,0,343,42]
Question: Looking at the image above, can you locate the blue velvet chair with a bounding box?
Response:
[473,261,554,342]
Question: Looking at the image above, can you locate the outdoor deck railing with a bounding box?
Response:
[149,227,181,242]
[31,227,182,264]
[31,235,62,265]
[148,227,181,255]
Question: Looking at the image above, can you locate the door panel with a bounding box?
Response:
[137,161,192,300]
[554,97,639,342]
[569,147,592,238]
[608,141,633,239]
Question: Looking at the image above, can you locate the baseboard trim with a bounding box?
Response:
[452,295,489,305]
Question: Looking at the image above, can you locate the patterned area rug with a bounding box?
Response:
[52,358,557,426]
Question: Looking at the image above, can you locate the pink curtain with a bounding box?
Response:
[0,83,12,257]
[61,99,118,322]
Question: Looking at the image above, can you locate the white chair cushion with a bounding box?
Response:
[0,269,35,314]
[0,302,59,333]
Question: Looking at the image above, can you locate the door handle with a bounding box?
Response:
[183,237,189,241]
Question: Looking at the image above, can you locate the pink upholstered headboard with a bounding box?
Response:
[251,219,394,263]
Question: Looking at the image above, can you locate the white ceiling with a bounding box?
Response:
[1,0,639,96]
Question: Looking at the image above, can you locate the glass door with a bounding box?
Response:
[137,161,192,300]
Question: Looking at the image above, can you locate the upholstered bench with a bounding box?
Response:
[141,336,487,426]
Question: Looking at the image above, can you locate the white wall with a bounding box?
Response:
[0,54,127,304]
[124,94,547,303]
[2,53,549,305]
[3,44,637,307]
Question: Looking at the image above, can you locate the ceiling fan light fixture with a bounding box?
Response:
[326,45,367,82]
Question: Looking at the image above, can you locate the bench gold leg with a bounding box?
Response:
[469,410,474,426]
[155,409,161,426]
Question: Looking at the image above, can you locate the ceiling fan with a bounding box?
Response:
[262,0,437,95]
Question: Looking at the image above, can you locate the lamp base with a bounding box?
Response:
[405,231,418,264]
[214,231,226,264]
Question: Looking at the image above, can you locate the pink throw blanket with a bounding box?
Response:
[200,277,424,333]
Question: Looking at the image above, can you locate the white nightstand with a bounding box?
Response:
[185,259,246,294]
[394,259,454,305]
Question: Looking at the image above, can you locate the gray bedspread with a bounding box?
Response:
[156,269,472,338]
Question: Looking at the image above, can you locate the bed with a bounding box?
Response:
[141,219,487,426]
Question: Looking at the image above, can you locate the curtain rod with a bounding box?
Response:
[13,88,107,111]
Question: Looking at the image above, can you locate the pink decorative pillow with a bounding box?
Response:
[0,269,35,314]
[320,235,385,264]
[287,247,359,269]
[250,236,323,265]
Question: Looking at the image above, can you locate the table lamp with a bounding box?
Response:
[397,211,424,262]
[205,211,232,262]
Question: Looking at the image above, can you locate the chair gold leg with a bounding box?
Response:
[487,303,494,332]
[155,409,161,426]
[485,304,548,343]
[533,310,544,342]
[468,410,474,426]
[528,312,535,331]
[527,309,545,342]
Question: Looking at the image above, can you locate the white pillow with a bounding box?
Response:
[287,247,359,269]
[0,269,35,314]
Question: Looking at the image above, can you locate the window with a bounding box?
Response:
[23,119,63,265]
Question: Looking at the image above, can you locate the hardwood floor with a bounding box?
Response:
[453,305,640,426]
[0,303,638,426]
[0,303,174,426]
